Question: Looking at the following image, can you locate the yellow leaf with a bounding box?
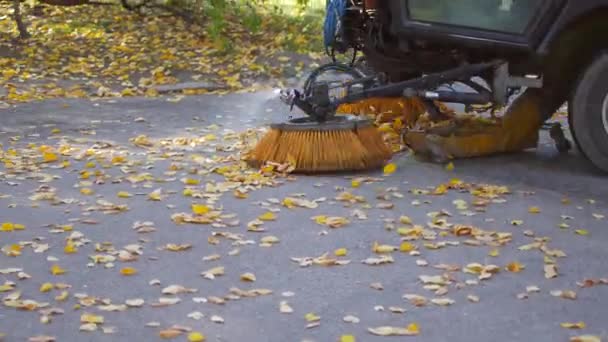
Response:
[117,191,132,198]
[305,313,320,322]
[0,222,14,232]
[40,282,54,293]
[160,329,183,339]
[433,184,448,195]
[488,249,500,257]
[383,163,397,175]
[334,248,348,257]
[240,272,256,282]
[185,178,200,185]
[313,215,327,225]
[148,189,162,201]
[51,128,61,134]
[81,313,104,324]
[261,165,274,173]
[528,206,541,214]
[80,188,93,195]
[85,161,96,168]
[351,180,361,188]
[372,241,397,254]
[258,212,276,221]
[575,229,589,236]
[112,155,126,164]
[192,204,210,215]
[445,162,454,171]
[233,190,248,199]
[340,335,356,342]
[183,188,194,197]
[510,220,524,226]
[55,290,69,301]
[407,323,420,334]
[120,267,137,276]
[64,242,78,254]
[560,322,586,329]
[43,152,58,163]
[188,332,206,342]
[399,242,415,253]
[50,265,66,275]
[399,216,412,225]
[506,262,525,273]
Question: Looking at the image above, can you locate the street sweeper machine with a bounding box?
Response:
[247,0,608,173]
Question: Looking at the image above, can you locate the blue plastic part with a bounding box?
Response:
[323,0,348,49]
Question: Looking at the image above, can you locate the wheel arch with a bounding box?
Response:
[532,7,608,121]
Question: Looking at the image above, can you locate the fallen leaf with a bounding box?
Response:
[187,332,206,342]
[40,283,54,293]
[50,265,66,276]
[159,329,183,339]
[570,335,601,342]
[431,298,455,306]
[575,229,589,236]
[506,262,525,273]
[362,255,394,265]
[258,212,276,221]
[334,248,348,256]
[210,315,224,324]
[528,206,541,214]
[372,241,397,254]
[201,266,224,279]
[368,325,418,336]
[81,313,104,324]
[279,301,293,314]
[125,298,145,307]
[343,315,360,323]
[340,335,356,342]
[240,273,256,282]
[551,290,577,300]
[120,267,137,276]
[560,322,586,329]
[305,312,320,322]
[399,242,415,253]
[383,163,397,175]
[162,285,197,295]
[544,265,558,279]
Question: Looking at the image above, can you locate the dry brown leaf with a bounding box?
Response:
[240,273,256,282]
[570,335,601,342]
[544,265,558,279]
[162,285,197,295]
[560,322,586,329]
[201,266,224,279]
[368,326,419,336]
[159,329,183,339]
[279,301,293,314]
[362,255,394,265]
[431,298,455,306]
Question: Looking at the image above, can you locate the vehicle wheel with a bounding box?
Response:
[569,52,608,172]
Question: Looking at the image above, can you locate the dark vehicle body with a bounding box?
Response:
[334,0,608,171]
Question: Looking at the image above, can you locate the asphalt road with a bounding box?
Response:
[1,92,607,342]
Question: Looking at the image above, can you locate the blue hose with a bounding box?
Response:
[323,0,348,50]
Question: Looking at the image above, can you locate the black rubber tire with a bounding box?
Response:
[570,52,608,172]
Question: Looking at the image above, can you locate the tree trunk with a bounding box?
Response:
[13,0,30,39]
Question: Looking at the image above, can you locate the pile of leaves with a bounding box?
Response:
[0,2,324,104]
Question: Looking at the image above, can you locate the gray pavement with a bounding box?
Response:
[1,93,607,342]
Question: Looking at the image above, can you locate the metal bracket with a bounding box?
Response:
[493,63,543,106]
